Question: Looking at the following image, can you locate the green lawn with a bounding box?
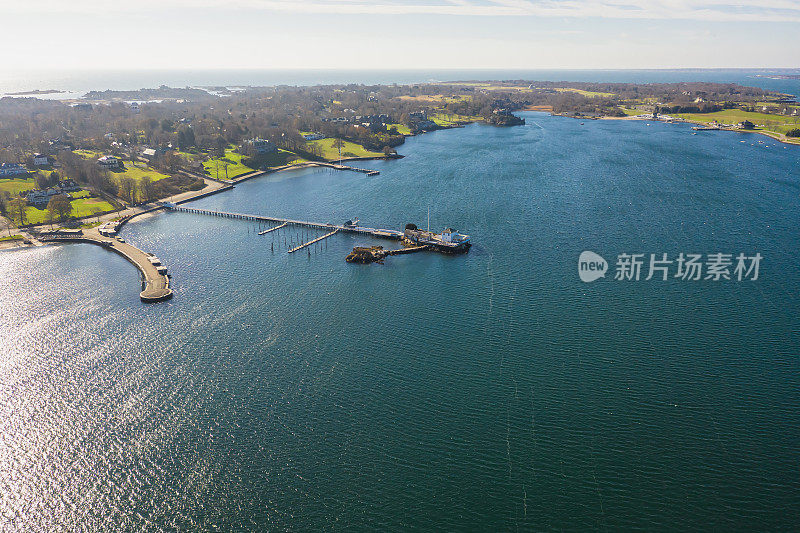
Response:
[74,151,171,184]
[23,195,115,225]
[305,138,382,160]
[675,109,800,136]
[0,177,36,195]
[70,197,114,217]
[619,107,645,116]
[73,149,103,159]
[176,149,206,162]
[113,162,170,183]
[552,87,615,98]
[203,149,257,179]
[387,123,412,135]
[430,113,480,127]
[0,234,23,242]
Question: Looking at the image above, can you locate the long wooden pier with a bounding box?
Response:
[169,205,404,240]
[316,162,380,176]
[288,229,339,253]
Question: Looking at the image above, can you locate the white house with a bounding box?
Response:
[97,155,119,168]
[33,153,49,166]
[26,188,67,206]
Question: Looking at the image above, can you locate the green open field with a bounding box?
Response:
[675,109,800,135]
[0,234,23,242]
[74,151,171,184]
[70,197,114,217]
[176,149,205,161]
[0,177,36,195]
[550,87,615,98]
[112,162,170,183]
[305,138,382,160]
[388,123,412,135]
[73,149,103,159]
[430,113,480,127]
[398,94,471,104]
[203,149,256,179]
[23,195,115,225]
[619,107,645,116]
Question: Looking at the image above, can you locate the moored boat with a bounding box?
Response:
[403,224,471,253]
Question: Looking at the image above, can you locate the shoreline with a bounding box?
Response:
[591,114,800,146]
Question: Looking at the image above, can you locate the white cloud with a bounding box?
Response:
[4,0,800,21]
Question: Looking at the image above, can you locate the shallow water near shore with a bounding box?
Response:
[1,113,799,530]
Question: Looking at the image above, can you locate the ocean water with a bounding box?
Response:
[1,114,799,530]
[2,68,799,99]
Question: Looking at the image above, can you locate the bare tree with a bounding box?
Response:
[47,195,72,223]
[118,176,137,203]
[139,176,155,203]
[332,138,345,162]
[8,198,27,226]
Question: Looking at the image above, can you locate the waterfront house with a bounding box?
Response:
[0,162,27,176]
[244,138,277,154]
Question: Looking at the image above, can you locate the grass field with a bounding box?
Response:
[23,195,115,225]
[305,138,382,160]
[0,234,23,242]
[388,123,412,135]
[0,177,36,195]
[70,197,114,217]
[430,112,480,127]
[73,149,103,159]
[112,162,170,183]
[203,149,257,179]
[73,151,171,184]
[551,87,615,98]
[675,109,800,135]
[398,94,471,103]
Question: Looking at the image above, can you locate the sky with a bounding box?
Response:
[0,0,797,70]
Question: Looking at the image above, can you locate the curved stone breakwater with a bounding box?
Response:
[38,228,173,303]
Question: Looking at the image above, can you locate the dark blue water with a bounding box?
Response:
[1,114,798,530]
[3,68,800,99]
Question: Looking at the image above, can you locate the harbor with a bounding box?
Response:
[36,227,173,302]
